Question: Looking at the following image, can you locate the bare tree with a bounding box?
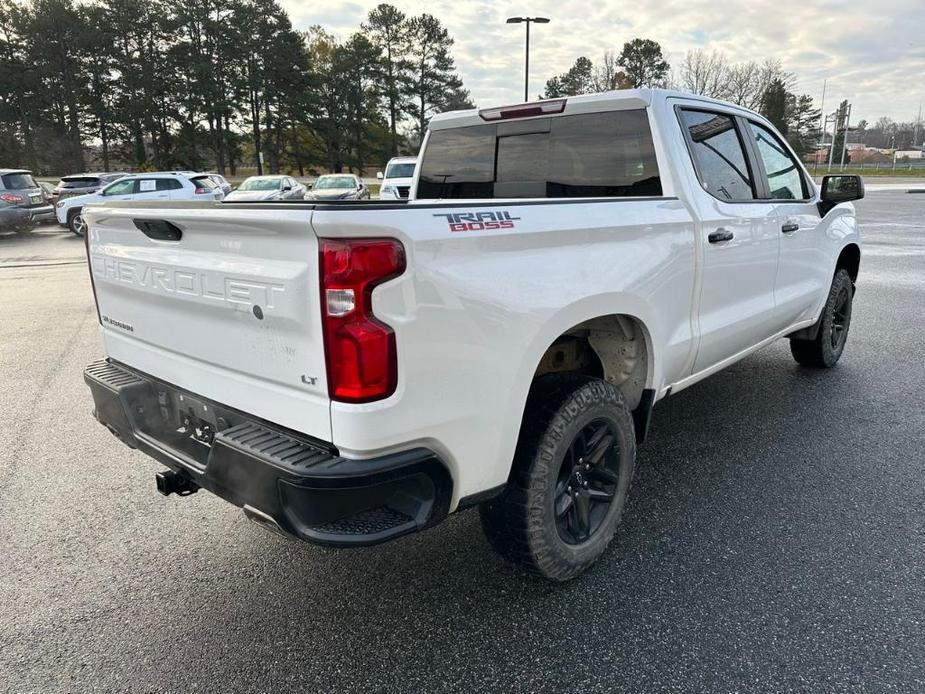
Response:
[724,58,791,109]
[679,49,728,99]
[590,50,631,92]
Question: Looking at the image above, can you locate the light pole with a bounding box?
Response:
[506,16,550,102]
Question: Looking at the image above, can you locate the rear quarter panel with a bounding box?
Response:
[312,199,697,504]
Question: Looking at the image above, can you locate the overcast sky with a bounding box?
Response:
[281,0,925,125]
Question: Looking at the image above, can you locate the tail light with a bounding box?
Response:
[1,193,24,204]
[194,186,209,194]
[319,238,405,403]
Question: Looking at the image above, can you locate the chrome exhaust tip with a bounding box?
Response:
[243,504,290,539]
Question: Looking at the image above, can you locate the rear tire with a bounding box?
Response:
[67,209,86,236]
[790,269,854,368]
[480,374,636,581]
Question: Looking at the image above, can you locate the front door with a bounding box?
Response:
[744,120,829,328]
[676,107,781,373]
[99,178,136,202]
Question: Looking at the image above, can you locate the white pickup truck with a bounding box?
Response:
[82,89,863,581]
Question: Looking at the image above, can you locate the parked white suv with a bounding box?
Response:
[377,156,417,199]
[81,90,863,580]
[57,172,224,235]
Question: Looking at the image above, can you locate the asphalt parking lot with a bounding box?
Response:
[2,195,924,693]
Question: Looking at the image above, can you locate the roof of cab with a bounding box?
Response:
[427,88,756,131]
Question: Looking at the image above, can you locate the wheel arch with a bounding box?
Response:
[504,296,661,456]
[836,242,861,284]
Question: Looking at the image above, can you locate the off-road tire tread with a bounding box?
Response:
[790,269,853,368]
[480,374,636,581]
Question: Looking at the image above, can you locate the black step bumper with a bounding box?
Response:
[84,359,452,547]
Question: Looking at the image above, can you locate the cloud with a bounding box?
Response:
[280,0,925,122]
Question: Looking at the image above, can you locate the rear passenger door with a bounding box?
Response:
[158,178,185,200]
[744,120,828,327]
[676,107,782,373]
[133,177,171,202]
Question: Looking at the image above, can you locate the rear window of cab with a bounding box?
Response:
[417,110,661,199]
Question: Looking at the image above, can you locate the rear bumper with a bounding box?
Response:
[0,206,31,229]
[84,359,453,547]
[29,204,55,222]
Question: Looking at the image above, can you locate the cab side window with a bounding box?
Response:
[748,122,808,200]
[156,178,183,191]
[102,179,136,196]
[680,109,755,202]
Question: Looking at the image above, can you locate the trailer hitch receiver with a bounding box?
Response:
[155,470,199,497]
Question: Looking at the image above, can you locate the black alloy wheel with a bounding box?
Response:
[830,284,851,352]
[554,419,621,545]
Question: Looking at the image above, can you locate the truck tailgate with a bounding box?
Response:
[84,202,331,441]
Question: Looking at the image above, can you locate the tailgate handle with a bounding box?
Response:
[133,219,182,242]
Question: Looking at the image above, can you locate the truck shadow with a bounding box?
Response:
[148,343,882,689]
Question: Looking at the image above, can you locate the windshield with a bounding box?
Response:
[314,176,356,190]
[59,177,101,189]
[385,162,416,179]
[2,172,37,190]
[238,178,282,191]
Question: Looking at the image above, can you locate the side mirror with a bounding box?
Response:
[820,175,864,214]
[307,183,313,190]
[376,171,384,180]
[283,184,292,191]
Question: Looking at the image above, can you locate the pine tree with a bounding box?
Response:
[363,4,408,156]
[404,13,465,144]
[616,38,669,88]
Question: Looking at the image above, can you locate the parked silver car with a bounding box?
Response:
[306,174,370,200]
[206,173,233,196]
[224,175,306,201]
[0,169,55,231]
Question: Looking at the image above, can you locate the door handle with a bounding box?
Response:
[134,219,183,241]
[781,222,799,233]
[708,229,734,243]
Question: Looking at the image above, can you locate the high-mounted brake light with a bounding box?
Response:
[478,98,567,121]
[319,238,406,403]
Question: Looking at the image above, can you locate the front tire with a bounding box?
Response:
[790,269,854,368]
[67,209,86,236]
[480,374,636,581]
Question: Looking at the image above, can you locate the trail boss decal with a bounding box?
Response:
[434,210,521,233]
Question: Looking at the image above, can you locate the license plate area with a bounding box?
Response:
[30,194,41,204]
[137,384,250,470]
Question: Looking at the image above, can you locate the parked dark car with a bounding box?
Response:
[224,175,306,201]
[52,172,128,206]
[38,181,55,201]
[0,169,55,231]
[305,174,370,200]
